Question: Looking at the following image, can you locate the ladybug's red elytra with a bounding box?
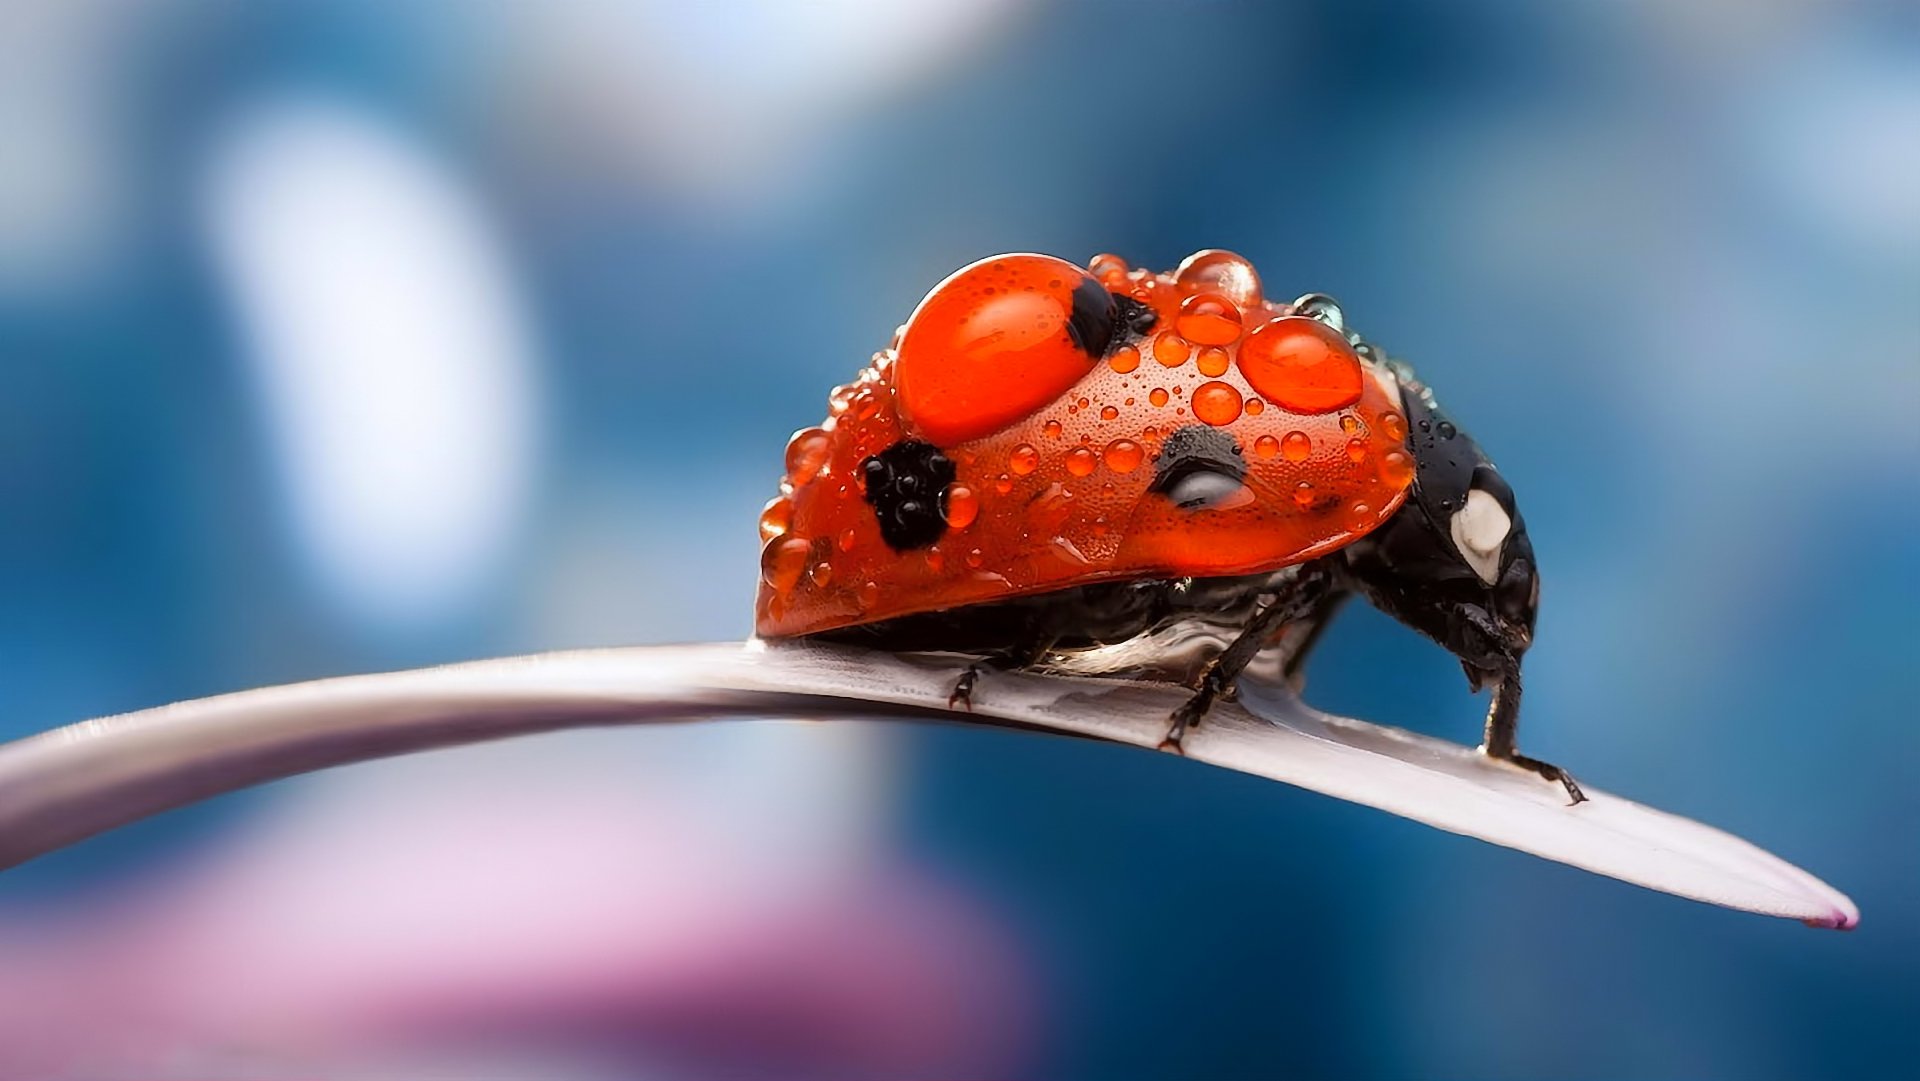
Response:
[756,251,1582,803]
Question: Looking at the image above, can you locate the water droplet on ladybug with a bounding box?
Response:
[1292,481,1317,510]
[1254,434,1280,459]
[1043,419,1063,439]
[925,548,944,572]
[810,561,833,587]
[1379,449,1414,488]
[1346,438,1368,463]
[1109,345,1141,374]
[994,472,1013,494]
[944,484,980,528]
[1192,381,1243,426]
[1100,405,1119,421]
[1244,398,1265,416]
[1153,332,1190,368]
[1089,252,1130,284]
[1066,446,1098,476]
[1196,346,1230,377]
[1010,444,1040,474]
[1173,250,1263,308]
[964,547,985,569]
[1340,414,1361,434]
[1175,293,1243,346]
[758,497,794,541]
[1237,317,1365,415]
[860,580,880,608]
[1281,431,1312,462]
[1149,388,1170,407]
[837,527,857,552]
[1380,410,1407,442]
[1103,439,1144,473]
[760,535,811,596]
[1437,420,1457,440]
[1348,500,1373,527]
[1290,293,1345,331]
[785,428,831,487]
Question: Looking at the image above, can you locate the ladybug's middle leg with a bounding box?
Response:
[1161,572,1336,752]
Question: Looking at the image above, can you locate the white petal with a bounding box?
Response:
[0,641,1857,929]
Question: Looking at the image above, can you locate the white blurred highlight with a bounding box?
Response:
[0,0,133,293]
[497,0,1021,202]
[203,100,539,628]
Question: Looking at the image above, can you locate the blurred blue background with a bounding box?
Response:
[0,1,1914,1077]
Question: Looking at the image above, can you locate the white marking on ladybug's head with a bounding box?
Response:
[1450,488,1511,585]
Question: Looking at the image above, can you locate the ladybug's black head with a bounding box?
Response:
[1341,373,1539,693]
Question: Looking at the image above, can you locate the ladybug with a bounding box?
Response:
[755,251,1582,802]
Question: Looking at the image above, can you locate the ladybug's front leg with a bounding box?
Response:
[1482,671,1587,804]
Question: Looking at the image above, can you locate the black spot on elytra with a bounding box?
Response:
[1065,277,1156,358]
[861,440,956,550]
[1149,425,1247,510]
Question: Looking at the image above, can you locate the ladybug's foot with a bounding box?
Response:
[1500,752,1587,805]
[1158,679,1221,754]
[1481,670,1586,805]
[947,665,983,711]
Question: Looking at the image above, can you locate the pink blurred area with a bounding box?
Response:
[0,731,1035,1080]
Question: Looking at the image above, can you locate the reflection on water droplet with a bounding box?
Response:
[1173,249,1263,307]
[1176,293,1243,346]
[810,561,833,587]
[994,472,1013,494]
[760,535,811,596]
[1340,414,1361,434]
[1104,439,1143,473]
[965,547,985,569]
[1380,410,1406,442]
[838,527,857,552]
[1010,444,1040,474]
[1089,252,1129,284]
[1236,317,1365,414]
[1379,450,1414,488]
[1346,438,1368,463]
[759,497,793,541]
[945,485,980,528]
[1292,481,1316,510]
[1153,333,1190,368]
[1192,381,1243,426]
[785,428,831,487]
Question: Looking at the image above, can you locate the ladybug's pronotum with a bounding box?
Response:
[755,251,1580,803]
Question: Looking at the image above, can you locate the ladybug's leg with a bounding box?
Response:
[1160,577,1333,752]
[948,635,1057,711]
[1482,670,1586,804]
